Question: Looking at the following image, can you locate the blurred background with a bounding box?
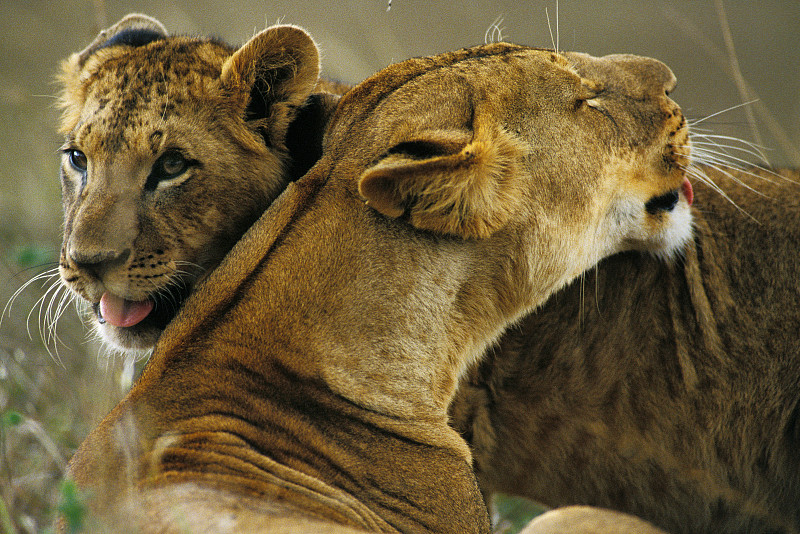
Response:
[0,1,798,532]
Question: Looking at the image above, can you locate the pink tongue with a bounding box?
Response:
[99,292,154,328]
[682,177,694,206]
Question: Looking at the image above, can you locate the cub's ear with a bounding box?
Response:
[76,13,168,67]
[358,124,527,239]
[220,25,320,148]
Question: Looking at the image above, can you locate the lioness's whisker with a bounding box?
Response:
[691,146,774,179]
[693,144,794,186]
[690,141,769,168]
[689,130,769,163]
[683,164,759,223]
[691,151,777,193]
[692,132,770,155]
[690,157,766,197]
[688,99,759,127]
[484,15,505,45]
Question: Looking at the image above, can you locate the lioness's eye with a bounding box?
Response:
[155,150,188,179]
[67,149,87,172]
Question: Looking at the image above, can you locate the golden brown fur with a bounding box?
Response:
[57,14,338,353]
[521,506,668,534]
[60,41,692,532]
[451,166,800,533]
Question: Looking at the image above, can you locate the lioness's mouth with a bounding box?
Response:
[645,178,693,214]
[93,281,193,332]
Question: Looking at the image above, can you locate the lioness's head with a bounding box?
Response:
[348,45,693,289]
[57,14,322,352]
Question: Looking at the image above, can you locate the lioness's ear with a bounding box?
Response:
[220,25,320,147]
[358,124,527,239]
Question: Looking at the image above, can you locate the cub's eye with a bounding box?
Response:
[146,150,194,191]
[155,150,188,179]
[67,149,87,172]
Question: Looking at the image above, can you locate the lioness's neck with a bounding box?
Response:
[109,174,514,530]
[155,175,534,444]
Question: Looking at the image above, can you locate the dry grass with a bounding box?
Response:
[0,243,143,532]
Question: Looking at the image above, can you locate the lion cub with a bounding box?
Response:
[57,14,338,354]
[60,38,692,532]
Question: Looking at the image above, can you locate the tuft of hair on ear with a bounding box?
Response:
[57,13,168,134]
[220,25,321,149]
[358,121,527,239]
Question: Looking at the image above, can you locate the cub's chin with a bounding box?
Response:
[92,319,163,354]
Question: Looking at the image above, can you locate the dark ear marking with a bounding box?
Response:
[244,63,300,124]
[284,92,341,179]
[93,28,165,54]
[76,13,169,68]
[386,140,459,160]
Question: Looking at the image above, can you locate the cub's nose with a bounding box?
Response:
[68,248,131,279]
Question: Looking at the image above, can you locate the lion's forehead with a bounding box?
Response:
[76,41,230,153]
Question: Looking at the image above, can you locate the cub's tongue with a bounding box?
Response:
[99,292,154,328]
[682,177,694,206]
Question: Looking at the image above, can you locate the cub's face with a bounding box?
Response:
[57,15,320,352]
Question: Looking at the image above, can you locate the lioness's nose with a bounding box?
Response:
[563,52,677,99]
[609,54,677,95]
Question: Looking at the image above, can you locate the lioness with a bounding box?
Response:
[451,166,800,533]
[57,14,339,354]
[59,38,692,534]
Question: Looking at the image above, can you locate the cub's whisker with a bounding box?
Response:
[25,273,62,339]
[2,266,60,323]
[44,289,72,359]
[33,278,70,364]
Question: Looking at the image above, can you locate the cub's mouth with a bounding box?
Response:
[646,177,693,214]
[92,281,193,334]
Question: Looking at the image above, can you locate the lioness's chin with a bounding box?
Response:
[653,200,693,259]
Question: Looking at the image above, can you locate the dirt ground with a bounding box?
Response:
[0,1,797,532]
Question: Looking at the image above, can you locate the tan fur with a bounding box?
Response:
[60,41,692,532]
[451,166,800,534]
[57,14,335,353]
[521,506,668,534]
